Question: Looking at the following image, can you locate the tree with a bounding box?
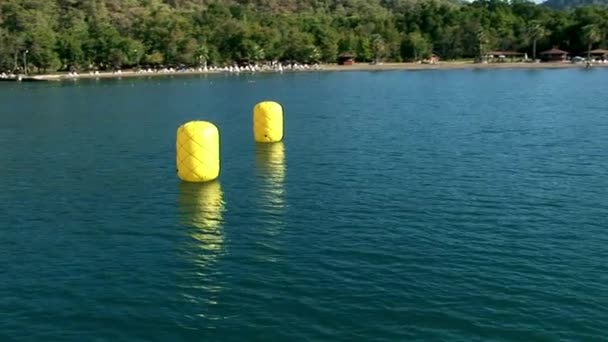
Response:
[1,0,608,71]
[371,34,386,64]
[0,28,25,72]
[24,18,61,72]
[355,37,373,62]
[401,32,431,61]
[309,47,321,63]
[196,44,210,67]
[145,51,164,66]
[56,13,89,70]
[282,29,315,62]
[582,23,602,59]
[476,29,490,61]
[86,20,123,69]
[122,38,145,68]
[252,44,266,62]
[527,20,549,61]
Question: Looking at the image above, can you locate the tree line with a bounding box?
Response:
[1,0,607,73]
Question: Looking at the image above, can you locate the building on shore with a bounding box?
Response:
[586,49,608,61]
[540,48,568,62]
[337,53,355,65]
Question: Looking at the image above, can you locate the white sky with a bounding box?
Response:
[464,0,544,2]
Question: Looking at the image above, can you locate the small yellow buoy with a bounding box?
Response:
[176,121,220,182]
[253,101,283,143]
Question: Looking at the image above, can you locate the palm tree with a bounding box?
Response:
[527,21,548,61]
[582,24,602,60]
[196,44,209,67]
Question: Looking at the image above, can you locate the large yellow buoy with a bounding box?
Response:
[176,121,220,182]
[253,101,283,143]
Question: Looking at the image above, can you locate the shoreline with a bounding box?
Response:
[8,61,607,82]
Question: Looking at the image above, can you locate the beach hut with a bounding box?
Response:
[586,49,608,60]
[337,53,355,65]
[540,48,568,62]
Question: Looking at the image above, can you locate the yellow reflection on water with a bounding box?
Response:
[255,142,286,236]
[177,180,226,327]
[178,180,226,259]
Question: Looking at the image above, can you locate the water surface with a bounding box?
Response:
[1,69,607,341]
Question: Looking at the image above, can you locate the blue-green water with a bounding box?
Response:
[1,69,607,341]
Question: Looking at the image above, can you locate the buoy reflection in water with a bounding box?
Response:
[255,142,286,235]
[177,180,226,329]
[178,180,226,266]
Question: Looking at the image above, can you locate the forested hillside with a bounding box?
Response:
[1,0,607,72]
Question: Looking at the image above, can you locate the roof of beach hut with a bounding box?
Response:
[587,49,608,55]
[540,48,568,55]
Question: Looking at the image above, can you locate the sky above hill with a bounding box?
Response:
[465,0,544,2]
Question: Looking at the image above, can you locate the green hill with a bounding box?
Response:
[0,0,606,73]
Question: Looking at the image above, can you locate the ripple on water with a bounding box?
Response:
[1,69,608,341]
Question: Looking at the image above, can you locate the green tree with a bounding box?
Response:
[145,51,164,66]
[56,13,89,70]
[476,29,491,60]
[282,29,315,62]
[338,33,358,56]
[527,20,549,61]
[401,32,431,61]
[196,44,210,66]
[582,24,602,59]
[355,37,373,62]
[372,34,386,63]
[0,28,25,71]
[1,0,608,70]
[122,38,145,67]
[24,21,61,72]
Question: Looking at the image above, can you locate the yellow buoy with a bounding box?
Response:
[176,121,220,182]
[253,101,283,143]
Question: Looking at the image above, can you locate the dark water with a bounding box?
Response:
[1,69,607,341]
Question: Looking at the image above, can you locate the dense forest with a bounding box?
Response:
[0,0,607,73]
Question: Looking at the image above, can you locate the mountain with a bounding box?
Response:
[543,0,608,9]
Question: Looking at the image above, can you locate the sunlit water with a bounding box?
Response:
[1,69,607,341]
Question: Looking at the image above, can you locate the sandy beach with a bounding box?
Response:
[17,61,607,82]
